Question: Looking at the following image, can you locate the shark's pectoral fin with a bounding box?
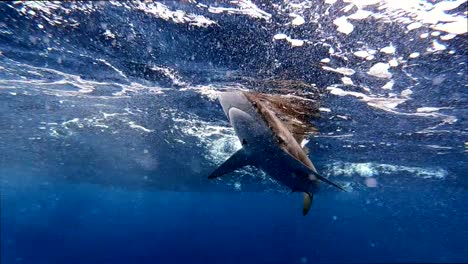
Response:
[310,170,347,192]
[208,149,251,179]
[303,192,313,216]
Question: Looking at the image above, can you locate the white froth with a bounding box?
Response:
[103,29,115,39]
[430,40,447,51]
[273,34,306,47]
[401,89,413,97]
[327,161,447,179]
[388,58,399,67]
[171,110,241,163]
[288,38,305,47]
[354,50,370,58]
[322,66,355,76]
[333,16,354,35]
[327,86,406,111]
[181,85,223,101]
[380,45,395,54]
[416,107,452,113]
[128,121,154,133]
[440,34,456,40]
[343,0,380,6]
[135,2,217,27]
[207,0,271,20]
[291,15,305,26]
[434,20,467,35]
[367,63,392,79]
[348,9,372,20]
[381,79,394,90]
[273,33,288,40]
[341,77,354,86]
[409,52,420,58]
[407,22,422,31]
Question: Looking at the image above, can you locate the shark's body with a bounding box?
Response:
[208,91,344,215]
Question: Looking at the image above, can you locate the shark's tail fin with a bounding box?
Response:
[311,171,347,192]
[303,192,313,216]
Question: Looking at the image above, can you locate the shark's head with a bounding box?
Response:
[228,107,257,148]
[219,92,272,152]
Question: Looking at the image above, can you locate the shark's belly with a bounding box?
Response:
[257,147,319,194]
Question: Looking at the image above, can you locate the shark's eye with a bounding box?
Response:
[242,139,248,146]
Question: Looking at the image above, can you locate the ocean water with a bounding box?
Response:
[0,1,467,263]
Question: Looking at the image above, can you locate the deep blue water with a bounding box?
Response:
[2,173,467,263]
[1,1,467,263]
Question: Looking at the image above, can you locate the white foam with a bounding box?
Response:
[322,66,355,76]
[348,9,372,20]
[388,58,399,67]
[128,121,153,133]
[95,58,128,80]
[207,0,271,20]
[354,50,370,58]
[149,66,187,86]
[434,20,467,35]
[342,0,381,7]
[401,89,413,97]
[273,34,306,47]
[367,63,392,79]
[407,22,422,31]
[430,40,447,51]
[273,33,288,40]
[380,45,396,54]
[291,15,305,26]
[409,52,420,58]
[172,111,241,163]
[333,16,354,34]
[287,38,305,47]
[326,161,448,179]
[327,86,406,111]
[134,1,217,27]
[416,107,452,113]
[440,34,456,40]
[103,29,115,39]
[381,79,394,90]
[341,77,354,85]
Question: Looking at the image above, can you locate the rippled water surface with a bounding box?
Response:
[1,1,467,263]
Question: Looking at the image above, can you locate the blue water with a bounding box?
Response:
[1,1,467,263]
[2,176,467,263]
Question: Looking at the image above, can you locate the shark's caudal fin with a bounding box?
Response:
[208,149,251,179]
[303,192,313,216]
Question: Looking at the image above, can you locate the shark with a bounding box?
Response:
[208,91,346,215]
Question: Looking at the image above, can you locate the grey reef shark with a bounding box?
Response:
[208,91,346,215]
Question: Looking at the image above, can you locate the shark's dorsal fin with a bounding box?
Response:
[303,192,313,216]
[208,149,250,179]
